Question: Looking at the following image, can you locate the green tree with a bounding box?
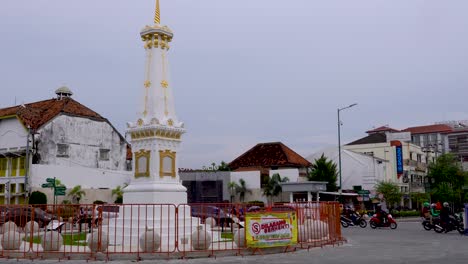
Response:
[236,179,251,203]
[307,154,338,192]
[263,173,289,204]
[427,153,468,205]
[217,161,230,171]
[54,179,65,187]
[203,161,231,171]
[112,184,128,204]
[67,185,86,204]
[228,181,239,203]
[375,181,402,208]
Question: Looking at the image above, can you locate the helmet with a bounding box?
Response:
[423,202,430,207]
[443,202,449,207]
[431,203,436,208]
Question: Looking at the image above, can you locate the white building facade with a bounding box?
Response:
[0,88,131,204]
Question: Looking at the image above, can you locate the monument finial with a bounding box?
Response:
[154,0,161,24]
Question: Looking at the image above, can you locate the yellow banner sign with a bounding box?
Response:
[245,211,298,248]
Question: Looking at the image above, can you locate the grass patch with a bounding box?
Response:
[23,236,41,244]
[62,232,87,246]
[221,232,234,239]
[23,232,88,246]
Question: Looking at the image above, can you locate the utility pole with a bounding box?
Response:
[24,126,31,203]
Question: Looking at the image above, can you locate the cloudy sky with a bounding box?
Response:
[1,0,468,169]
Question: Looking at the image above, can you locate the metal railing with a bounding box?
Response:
[0,202,343,260]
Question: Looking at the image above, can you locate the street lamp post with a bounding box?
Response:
[338,103,357,202]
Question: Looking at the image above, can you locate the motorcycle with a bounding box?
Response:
[422,217,441,231]
[369,214,397,229]
[433,214,464,234]
[341,212,367,228]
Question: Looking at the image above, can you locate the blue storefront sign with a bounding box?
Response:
[396,145,403,176]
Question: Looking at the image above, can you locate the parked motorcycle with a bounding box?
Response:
[341,213,367,228]
[369,214,397,229]
[433,214,464,234]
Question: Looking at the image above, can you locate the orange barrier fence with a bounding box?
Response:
[0,202,343,260]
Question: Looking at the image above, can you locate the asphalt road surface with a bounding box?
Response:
[2,221,467,264]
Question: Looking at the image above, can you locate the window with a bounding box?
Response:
[99,149,110,161]
[10,183,16,193]
[417,154,422,163]
[409,152,414,160]
[19,183,25,193]
[56,144,69,157]
[159,150,176,177]
[19,156,25,176]
[0,184,4,193]
[0,158,6,177]
[11,158,18,176]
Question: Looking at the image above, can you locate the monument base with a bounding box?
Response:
[123,181,188,204]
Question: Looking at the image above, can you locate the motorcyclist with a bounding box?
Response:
[376,204,387,225]
[421,202,430,219]
[440,202,452,232]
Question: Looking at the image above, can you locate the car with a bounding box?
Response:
[5,207,56,228]
[190,205,237,228]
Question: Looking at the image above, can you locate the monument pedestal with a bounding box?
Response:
[122,181,188,204]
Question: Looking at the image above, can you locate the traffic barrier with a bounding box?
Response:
[0,202,342,260]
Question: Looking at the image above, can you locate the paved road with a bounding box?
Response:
[1,222,467,264]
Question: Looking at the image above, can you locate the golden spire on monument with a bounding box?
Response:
[154,0,161,24]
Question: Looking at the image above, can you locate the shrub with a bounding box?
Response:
[93,200,105,205]
[114,197,123,204]
[29,191,47,206]
[392,210,420,217]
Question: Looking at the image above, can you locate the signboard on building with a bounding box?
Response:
[386,132,411,143]
[390,140,404,179]
[245,211,298,248]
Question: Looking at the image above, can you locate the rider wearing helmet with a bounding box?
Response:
[376,204,387,225]
[421,202,430,219]
[430,203,440,217]
[440,202,452,232]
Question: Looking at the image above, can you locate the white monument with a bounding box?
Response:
[109,1,198,249]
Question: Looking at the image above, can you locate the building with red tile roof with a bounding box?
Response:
[365,126,400,134]
[0,88,130,204]
[228,142,312,171]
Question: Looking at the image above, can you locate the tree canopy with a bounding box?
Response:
[375,181,402,208]
[307,154,338,192]
[427,153,468,204]
[68,185,86,204]
[263,173,289,204]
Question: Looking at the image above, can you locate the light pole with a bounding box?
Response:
[338,103,357,202]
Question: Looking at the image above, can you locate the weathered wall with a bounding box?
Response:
[0,117,28,150]
[31,164,131,189]
[36,115,126,170]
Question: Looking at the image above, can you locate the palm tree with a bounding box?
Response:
[308,154,338,192]
[228,181,240,203]
[54,179,65,187]
[68,185,86,204]
[236,179,251,203]
[263,173,289,204]
[112,184,127,204]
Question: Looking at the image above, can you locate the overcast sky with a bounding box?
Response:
[1,0,468,169]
